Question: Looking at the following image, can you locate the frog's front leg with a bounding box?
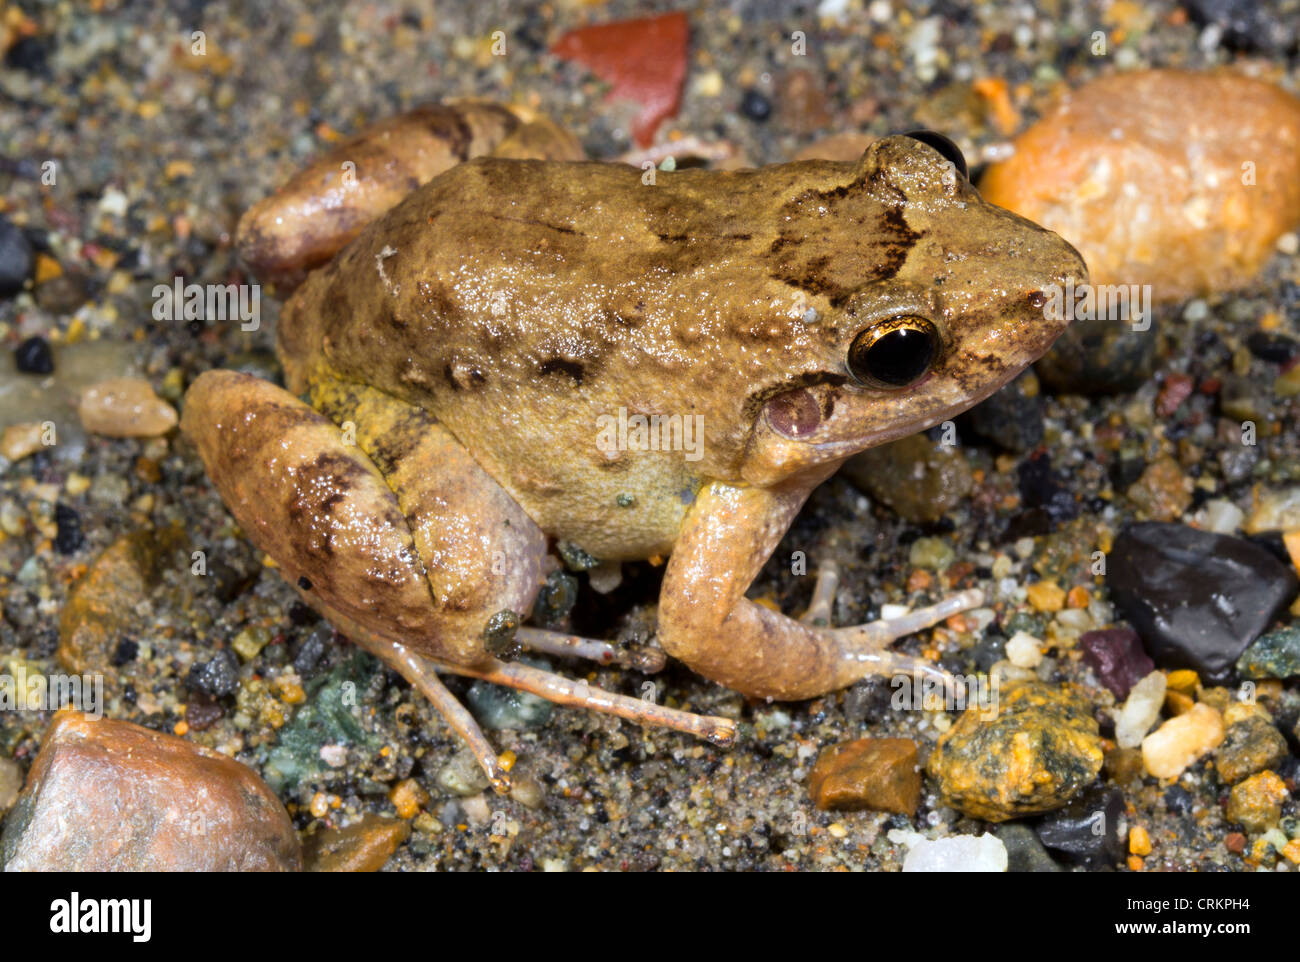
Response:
[658,477,982,702]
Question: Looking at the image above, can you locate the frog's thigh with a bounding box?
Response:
[182,371,543,668]
[658,480,967,701]
[327,382,549,658]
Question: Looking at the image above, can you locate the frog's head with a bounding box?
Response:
[741,132,1088,486]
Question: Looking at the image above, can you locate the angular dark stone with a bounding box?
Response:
[963,369,1045,452]
[187,648,240,697]
[14,335,54,374]
[1107,523,1298,684]
[0,216,34,297]
[994,822,1063,872]
[53,504,84,555]
[1017,453,1077,524]
[1034,784,1125,867]
[1079,627,1155,699]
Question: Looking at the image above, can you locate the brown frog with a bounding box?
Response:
[182,102,1087,792]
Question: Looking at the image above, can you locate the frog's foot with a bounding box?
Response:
[832,589,984,696]
[516,627,666,673]
[801,558,979,693]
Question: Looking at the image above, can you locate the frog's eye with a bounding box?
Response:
[847,316,940,389]
[902,129,968,180]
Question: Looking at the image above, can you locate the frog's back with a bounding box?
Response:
[275,149,937,556]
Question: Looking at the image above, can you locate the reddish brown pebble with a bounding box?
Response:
[0,712,300,871]
[303,814,411,872]
[1224,832,1247,854]
[808,737,921,815]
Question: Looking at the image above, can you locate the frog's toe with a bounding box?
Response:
[835,588,984,649]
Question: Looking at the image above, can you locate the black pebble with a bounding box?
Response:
[53,504,84,554]
[739,88,772,121]
[0,215,35,297]
[1246,331,1300,365]
[186,648,240,697]
[1107,522,1299,683]
[3,35,48,74]
[287,600,319,626]
[1017,454,1078,524]
[1164,784,1194,817]
[111,638,139,667]
[297,575,313,591]
[1034,785,1126,867]
[14,335,54,374]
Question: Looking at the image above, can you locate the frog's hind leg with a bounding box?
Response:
[183,371,735,791]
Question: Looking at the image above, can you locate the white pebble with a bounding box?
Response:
[1115,671,1167,749]
[1197,498,1244,534]
[900,833,1007,872]
[1005,631,1043,668]
[881,603,911,620]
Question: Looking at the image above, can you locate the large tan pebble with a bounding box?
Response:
[980,70,1300,301]
[77,377,177,438]
[1140,702,1225,779]
[0,712,300,870]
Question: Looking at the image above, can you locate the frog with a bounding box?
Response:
[182,101,1087,793]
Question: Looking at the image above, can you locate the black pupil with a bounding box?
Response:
[863,328,934,386]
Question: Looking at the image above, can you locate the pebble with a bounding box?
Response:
[1079,627,1155,699]
[14,335,54,375]
[1226,771,1288,833]
[0,215,34,297]
[992,822,1062,872]
[980,70,1300,300]
[0,757,21,815]
[1034,785,1126,867]
[807,737,921,815]
[1141,703,1225,779]
[1215,711,1288,785]
[187,648,241,698]
[1114,671,1167,749]
[303,814,410,872]
[926,683,1104,821]
[1025,581,1065,613]
[435,747,492,796]
[1036,316,1156,396]
[1235,627,1300,680]
[1244,487,1300,534]
[550,12,689,147]
[1107,523,1298,683]
[77,377,178,438]
[0,712,299,870]
[839,432,972,523]
[1004,631,1043,669]
[58,528,182,674]
[963,369,1044,452]
[1,422,46,462]
[891,830,1008,872]
[1127,457,1194,523]
[466,664,554,730]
